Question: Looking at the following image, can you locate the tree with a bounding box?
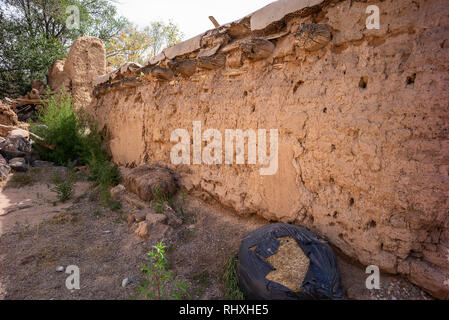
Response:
[106,21,183,68]
[0,0,128,98]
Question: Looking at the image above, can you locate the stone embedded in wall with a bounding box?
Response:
[141,65,174,81]
[294,23,332,51]
[197,54,226,70]
[240,38,276,61]
[167,59,197,77]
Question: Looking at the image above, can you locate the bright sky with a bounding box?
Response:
[115,0,275,40]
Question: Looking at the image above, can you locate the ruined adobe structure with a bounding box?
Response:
[66,0,448,298]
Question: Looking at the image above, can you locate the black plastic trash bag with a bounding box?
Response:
[237,223,344,300]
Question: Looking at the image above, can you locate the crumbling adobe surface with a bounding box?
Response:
[89,0,449,298]
[65,36,106,109]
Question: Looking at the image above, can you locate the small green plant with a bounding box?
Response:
[152,186,168,214]
[51,169,77,202]
[134,242,191,300]
[223,255,245,300]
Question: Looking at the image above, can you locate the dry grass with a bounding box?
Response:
[266,237,310,292]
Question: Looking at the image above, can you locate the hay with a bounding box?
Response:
[265,237,310,292]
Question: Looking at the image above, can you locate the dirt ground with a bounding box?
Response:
[0,168,433,300]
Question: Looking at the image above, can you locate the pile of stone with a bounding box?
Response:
[0,128,53,181]
[110,165,183,241]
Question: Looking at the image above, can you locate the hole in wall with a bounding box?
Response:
[366,220,377,229]
[250,105,256,113]
[243,91,248,97]
[331,144,336,152]
[323,108,327,114]
[407,73,416,85]
[293,80,304,93]
[359,77,368,89]
[349,198,355,206]
[333,211,338,218]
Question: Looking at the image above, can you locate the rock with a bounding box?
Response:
[148,66,175,81]
[133,211,147,223]
[0,154,10,181]
[197,54,226,70]
[110,184,126,200]
[240,38,275,61]
[64,36,106,109]
[164,205,183,227]
[0,131,32,159]
[127,213,136,226]
[122,165,178,203]
[149,223,173,241]
[135,221,149,239]
[56,266,65,272]
[8,157,29,172]
[32,160,54,168]
[294,23,332,52]
[167,59,197,77]
[146,212,168,225]
[121,278,130,287]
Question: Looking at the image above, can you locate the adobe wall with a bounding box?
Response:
[89,0,449,298]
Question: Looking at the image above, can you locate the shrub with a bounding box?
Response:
[51,169,77,202]
[134,242,190,300]
[31,92,84,166]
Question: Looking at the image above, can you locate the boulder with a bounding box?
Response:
[0,131,32,159]
[8,157,29,172]
[122,165,178,203]
[0,154,10,181]
[146,212,168,225]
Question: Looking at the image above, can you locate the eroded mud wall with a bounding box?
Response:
[90,0,449,298]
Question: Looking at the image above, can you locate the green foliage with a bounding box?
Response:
[87,158,121,204]
[152,186,169,214]
[223,255,245,300]
[0,0,127,98]
[134,242,191,300]
[31,91,83,165]
[106,20,183,68]
[51,168,77,202]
